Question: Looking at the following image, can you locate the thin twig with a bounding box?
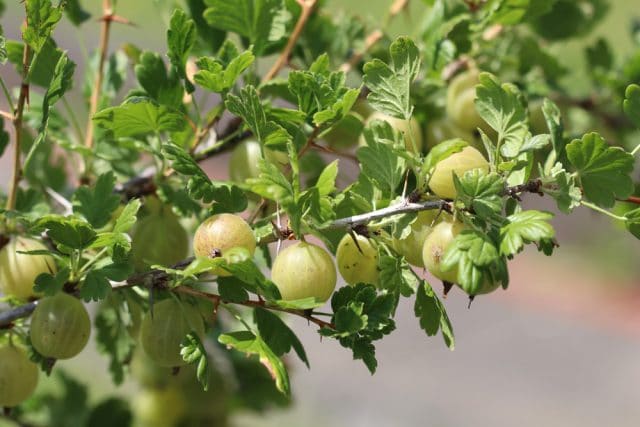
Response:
[0,110,13,121]
[84,0,114,151]
[6,39,31,211]
[262,0,318,83]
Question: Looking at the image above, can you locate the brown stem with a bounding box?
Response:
[622,196,640,205]
[0,110,13,121]
[6,41,31,211]
[339,30,383,73]
[84,0,113,151]
[262,0,318,83]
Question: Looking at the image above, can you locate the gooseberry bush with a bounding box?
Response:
[1,0,639,425]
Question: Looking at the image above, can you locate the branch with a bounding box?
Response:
[262,0,318,83]
[0,302,36,329]
[326,200,451,229]
[6,36,31,211]
[84,0,114,151]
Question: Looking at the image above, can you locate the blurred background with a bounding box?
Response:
[1,1,640,426]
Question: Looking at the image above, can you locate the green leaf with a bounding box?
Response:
[203,0,290,55]
[194,49,254,93]
[217,277,250,302]
[357,121,406,196]
[34,267,70,296]
[187,0,226,53]
[378,252,419,297]
[500,210,555,256]
[0,117,9,157]
[134,52,184,107]
[254,308,309,368]
[475,72,528,158]
[422,138,468,173]
[167,9,196,91]
[453,169,504,218]
[566,132,634,208]
[440,230,499,294]
[65,0,91,26]
[219,331,290,396]
[113,199,142,233]
[163,144,248,212]
[542,98,566,160]
[93,96,185,138]
[544,164,582,213]
[94,294,138,385]
[363,37,420,119]
[37,216,97,249]
[24,52,75,171]
[181,333,210,391]
[625,208,640,239]
[72,172,120,229]
[315,160,338,196]
[0,31,6,65]
[414,280,453,349]
[226,85,292,148]
[81,269,113,302]
[623,84,640,129]
[23,0,63,52]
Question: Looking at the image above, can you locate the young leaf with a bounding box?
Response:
[414,280,454,349]
[134,52,183,107]
[203,0,290,55]
[167,9,196,91]
[475,73,528,158]
[226,85,292,148]
[363,37,420,119]
[219,331,290,396]
[93,96,185,137]
[544,165,582,213]
[64,0,91,26]
[500,210,555,256]
[34,267,70,296]
[378,252,419,297]
[163,144,248,212]
[623,84,640,129]
[194,49,255,93]
[72,172,121,229]
[453,169,504,218]
[254,308,309,368]
[23,0,63,52]
[181,333,211,391]
[37,216,97,249]
[357,121,406,196]
[566,132,634,208]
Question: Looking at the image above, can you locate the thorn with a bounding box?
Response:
[442,281,454,297]
[467,295,475,309]
[172,366,181,376]
[349,229,364,254]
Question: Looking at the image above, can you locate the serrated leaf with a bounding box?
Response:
[34,267,69,296]
[414,282,441,336]
[219,331,290,396]
[545,165,582,213]
[134,52,184,107]
[500,210,555,256]
[226,85,292,149]
[194,49,254,93]
[363,37,420,119]
[566,132,634,208]
[378,252,419,297]
[167,9,196,91]
[254,308,309,368]
[181,333,210,390]
[81,269,112,302]
[93,96,185,137]
[37,216,97,249]
[475,72,528,158]
[72,172,120,228]
[163,144,248,212]
[113,199,141,233]
[453,169,504,218]
[203,0,290,55]
[23,0,63,52]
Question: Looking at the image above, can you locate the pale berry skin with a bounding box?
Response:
[393,210,445,267]
[193,213,256,276]
[131,207,189,271]
[428,146,490,199]
[134,386,187,427]
[271,242,337,302]
[0,344,39,407]
[140,298,205,368]
[30,292,91,359]
[359,112,424,153]
[0,237,56,300]
[446,69,486,133]
[336,234,380,286]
